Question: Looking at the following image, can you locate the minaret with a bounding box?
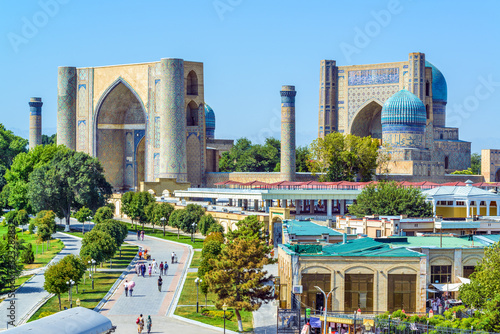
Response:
[29,97,43,150]
[280,85,297,181]
[159,58,187,182]
[57,66,77,150]
[408,52,426,102]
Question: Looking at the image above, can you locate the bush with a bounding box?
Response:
[21,243,35,264]
[28,222,35,234]
[201,308,234,320]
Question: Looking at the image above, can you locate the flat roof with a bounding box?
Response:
[284,220,343,237]
[474,234,500,246]
[379,236,482,249]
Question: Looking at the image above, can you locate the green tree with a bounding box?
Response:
[348,181,433,217]
[75,206,92,234]
[93,206,114,224]
[308,132,380,182]
[80,229,117,265]
[205,216,276,332]
[129,191,155,230]
[199,214,217,236]
[169,209,189,238]
[451,168,474,175]
[145,201,158,232]
[3,144,66,213]
[93,219,128,249]
[27,149,112,230]
[20,242,34,264]
[3,210,18,226]
[471,153,481,175]
[198,232,224,297]
[0,227,24,291]
[0,124,28,195]
[43,254,86,310]
[296,146,310,172]
[15,209,29,228]
[41,134,57,146]
[155,202,174,236]
[34,210,56,245]
[120,191,135,228]
[219,137,281,173]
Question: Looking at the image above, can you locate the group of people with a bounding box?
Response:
[135,258,170,278]
[136,314,152,334]
[430,296,449,315]
[137,229,145,241]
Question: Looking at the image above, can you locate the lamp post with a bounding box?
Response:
[195,277,202,313]
[191,222,197,243]
[89,273,94,290]
[315,286,337,334]
[223,303,228,334]
[388,315,391,334]
[66,279,75,308]
[160,217,166,236]
[353,310,357,334]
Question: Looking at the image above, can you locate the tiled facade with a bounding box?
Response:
[280,85,296,181]
[57,58,206,191]
[28,97,43,150]
[319,52,471,177]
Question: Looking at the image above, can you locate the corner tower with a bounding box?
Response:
[280,85,296,181]
[57,66,77,150]
[29,97,43,150]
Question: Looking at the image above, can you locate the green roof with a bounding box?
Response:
[474,235,500,246]
[283,220,343,237]
[280,238,424,258]
[380,236,482,249]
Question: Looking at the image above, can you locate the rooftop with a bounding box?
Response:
[377,236,482,249]
[474,234,500,246]
[284,220,343,237]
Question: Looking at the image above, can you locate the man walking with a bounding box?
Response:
[171,251,175,264]
[157,276,163,292]
[164,262,168,276]
[159,261,164,276]
[152,259,157,274]
[124,280,129,297]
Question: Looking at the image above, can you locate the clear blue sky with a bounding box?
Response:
[1,0,499,153]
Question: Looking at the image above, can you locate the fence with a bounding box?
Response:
[372,318,498,334]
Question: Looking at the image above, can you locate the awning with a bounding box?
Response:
[432,283,462,292]
[458,276,471,284]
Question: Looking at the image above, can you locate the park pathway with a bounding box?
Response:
[253,255,279,334]
[0,233,82,329]
[99,233,221,334]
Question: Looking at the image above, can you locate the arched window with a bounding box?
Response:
[440,133,443,139]
[186,71,198,95]
[186,101,198,126]
[426,104,430,119]
[445,156,449,169]
[426,81,430,96]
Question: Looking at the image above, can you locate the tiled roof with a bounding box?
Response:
[284,220,343,237]
[423,186,500,199]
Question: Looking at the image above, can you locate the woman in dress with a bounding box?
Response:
[146,315,152,334]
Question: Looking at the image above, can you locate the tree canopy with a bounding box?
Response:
[0,227,24,292]
[93,206,114,224]
[92,219,128,249]
[348,181,433,217]
[75,206,92,223]
[205,216,275,331]
[308,132,381,182]
[34,210,56,242]
[79,229,117,264]
[27,149,112,228]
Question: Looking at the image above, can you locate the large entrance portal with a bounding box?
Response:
[95,80,146,191]
[350,101,382,140]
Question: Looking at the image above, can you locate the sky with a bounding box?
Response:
[0,0,499,153]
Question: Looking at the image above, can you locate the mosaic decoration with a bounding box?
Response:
[77,120,86,152]
[154,153,160,179]
[159,58,187,182]
[57,67,77,150]
[348,68,399,86]
[280,86,296,181]
[154,116,160,148]
[347,85,400,124]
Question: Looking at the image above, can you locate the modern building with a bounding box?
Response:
[278,236,484,314]
[318,52,471,178]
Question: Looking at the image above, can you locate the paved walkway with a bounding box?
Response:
[0,233,82,328]
[253,256,279,334]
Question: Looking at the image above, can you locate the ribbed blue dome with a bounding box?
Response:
[381,89,426,126]
[425,61,447,102]
[205,104,215,138]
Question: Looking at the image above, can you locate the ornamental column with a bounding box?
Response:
[57,66,77,150]
[280,85,297,181]
[29,97,43,150]
[159,58,187,182]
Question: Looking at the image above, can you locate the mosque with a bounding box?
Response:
[27,52,495,195]
[318,52,472,179]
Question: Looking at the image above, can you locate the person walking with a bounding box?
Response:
[159,261,164,276]
[141,230,145,241]
[146,315,152,334]
[136,314,144,334]
[124,280,129,297]
[152,259,157,274]
[157,276,163,292]
[148,264,152,277]
[171,251,175,264]
[129,281,135,296]
[164,262,169,276]
[141,263,146,278]
[137,230,140,240]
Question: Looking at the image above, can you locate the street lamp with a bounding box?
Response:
[195,277,202,313]
[88,258,96,273]
[191,222,197,243]
[315,286,337,334]
[160,217,166,236]
[89,273,94,290]
[66,279,75,308]
[353,310,357,334]
[222,303,228,334]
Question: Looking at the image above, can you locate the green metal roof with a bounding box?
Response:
[280,237,424,258]
[283,220,343,237]
[474,235,500,246]
[380,236,482,249]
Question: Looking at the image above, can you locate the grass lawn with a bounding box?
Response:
[190,251,202,269]
[0,225,64,270]
[28,245,138,322]
[124,222,204,247]
[175,272,253,332]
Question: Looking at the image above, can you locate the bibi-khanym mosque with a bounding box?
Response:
[26,52,500,195]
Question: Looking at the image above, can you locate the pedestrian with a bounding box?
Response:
[135,262,140,276]
[148,264,152,277]
[141,264,146,278]
[152,259,157,274]
[146,315,152,334]
[171,251,175,264]
[159,261,164,276]
[136,314,144,334]
[164,262,169,275]
[141,230,145,241]
[138,249,142,260]
[157,276,163,292]
[124,280,129,297]
[137,230,140,240]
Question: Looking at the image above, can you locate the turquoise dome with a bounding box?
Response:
[381,89,427,127]
[425,61,447,102]
[205,104,215,139]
